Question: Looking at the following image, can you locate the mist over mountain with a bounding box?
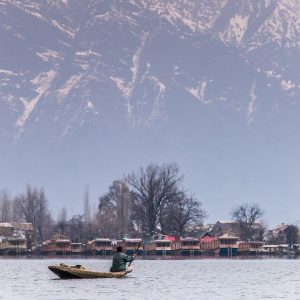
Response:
[1,0,300,224]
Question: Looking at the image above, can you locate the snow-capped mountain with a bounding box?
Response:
[1,0,300,139]
[1,0,300,223]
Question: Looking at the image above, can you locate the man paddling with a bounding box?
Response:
[110,245,136,273]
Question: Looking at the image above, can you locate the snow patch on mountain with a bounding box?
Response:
[186,81,210,104]
[253,0,300,47]
[56,74,82,103]
[74,51,101,71]
[281,79,295,91]
[219,14,249,44]
[130,33,149,92]
[154,3,199,32]
[110,32,149,119]
[61,98,97,136]
[9,0,48,23]
[94,8,137,26]
[247,81,257,124]
[16,69,57,132]
[0,69,18,76]
[51,20,75,38]
[147,75,166,123]
[8,0,75,39]
[36,49,63,62]
[76,50,101,57]
[86,100,94,110]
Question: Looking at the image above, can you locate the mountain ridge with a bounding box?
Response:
[1,0,300,140]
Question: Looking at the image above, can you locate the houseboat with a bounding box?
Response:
[218,233,238,257]
[70,242,83,255]
[0,237,8,255]
[0,236,27,255]
[42,234,72,255]
[171,239,182,256]
[180,238,201,256]
[261,244,280,254]
[0,223,14,237]
[261,244,294,255]
[144,235,175,256]
[144,239,172,256]
[87,238,112,256]
[238,241,265,255]
[117,238,143,255]
[200,234,219,255]
[6,237,27,255]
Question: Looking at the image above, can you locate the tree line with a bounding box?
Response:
[0,163,206,244]
[0,162,298,246]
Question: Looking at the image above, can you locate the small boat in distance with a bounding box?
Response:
[48,263,133,279]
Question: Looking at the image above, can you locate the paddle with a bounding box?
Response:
[128,241,141,267]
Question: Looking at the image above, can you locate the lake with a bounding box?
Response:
[1,257,300,299]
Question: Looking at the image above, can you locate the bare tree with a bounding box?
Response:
[68,214,84,243]
[16,185,51,243]
[97,194,118,238]
[231,203,264,241]
[11,197,23,222]
[110,181,132,238]
[83,188,91,223]
[256,220,267,241]
[35,188,52,242]
[130,194,144,235]
[126,163,182,235]
[166,193,206,236]
[0,189,11,222]
[96,181,135,238]
[56,207,68,235]
[285,225,299,247]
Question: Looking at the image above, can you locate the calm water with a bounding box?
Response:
[1,257,300,300]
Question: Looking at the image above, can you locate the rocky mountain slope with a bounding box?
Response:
[1,0,300,138]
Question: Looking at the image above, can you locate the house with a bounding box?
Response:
[9,222,33,236]
[267,223,291,244]
[210,221,240,237]
[210,220,264,241]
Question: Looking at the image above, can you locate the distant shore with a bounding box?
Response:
[0,254,298,260]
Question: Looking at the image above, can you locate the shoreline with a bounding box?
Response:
[0,254,298,260]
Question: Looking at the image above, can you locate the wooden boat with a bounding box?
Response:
[48,263,132,279]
